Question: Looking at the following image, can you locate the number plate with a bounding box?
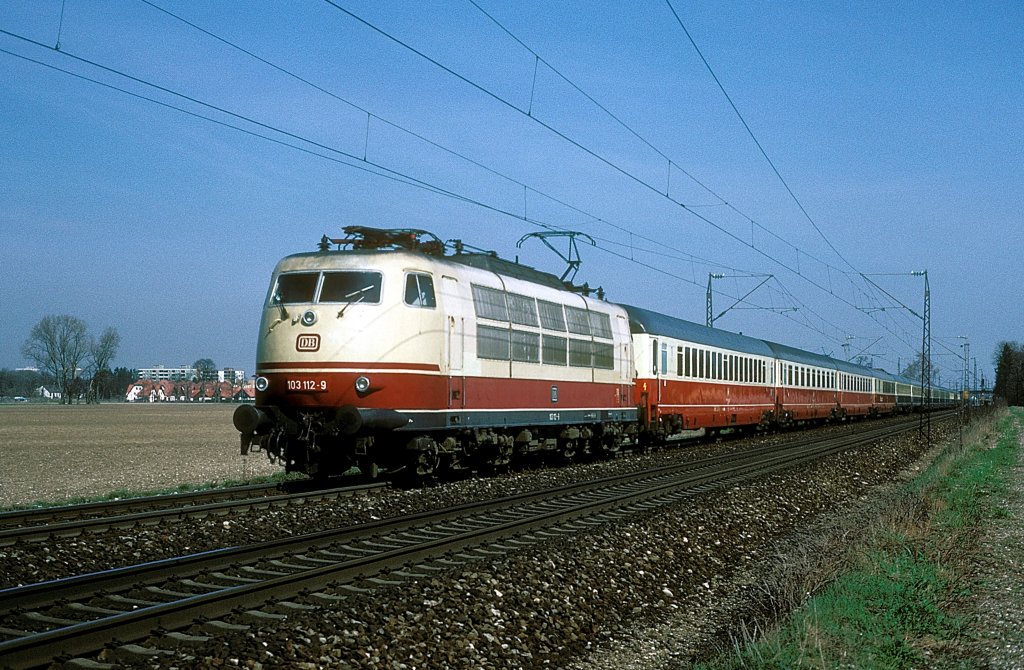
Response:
[286,379,328,392]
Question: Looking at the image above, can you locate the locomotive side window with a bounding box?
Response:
[538,300,566,330]
[508,293,539,326]
[565,306,591,336]
[542,335,567,365]
[511,330,540,363]
[477,325,510,360]
[589,312,613,339]
[676,347,683,376]
[272,272,320,304]
[404,273,436,308]
[319,271,382,304]
[570,339,593,368]
[593,342,615,370]
[471,285,508,321]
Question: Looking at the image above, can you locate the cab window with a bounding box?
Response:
[272,272,319,304]
[320,271,382,304]
[404,273,436,308]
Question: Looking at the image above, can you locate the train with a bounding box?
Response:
[233,226,956,480]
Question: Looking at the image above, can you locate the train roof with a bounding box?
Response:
[619,305,775,357]
[623,304,909,381]
[762,340,840,370]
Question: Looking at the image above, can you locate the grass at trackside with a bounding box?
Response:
[0,471,307,512]
[698,407,1021,670]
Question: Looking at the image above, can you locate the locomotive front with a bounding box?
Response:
[233,231,448,477]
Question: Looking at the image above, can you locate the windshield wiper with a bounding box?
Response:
[337,285,375,319]
[267,288,290,334]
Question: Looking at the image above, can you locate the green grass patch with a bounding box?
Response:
[699,408,1021,669]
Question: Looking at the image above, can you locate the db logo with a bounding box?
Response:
[296,334,320,352]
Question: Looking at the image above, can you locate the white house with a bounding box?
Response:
[36,386,62,400]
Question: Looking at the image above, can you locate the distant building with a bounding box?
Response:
[138,365,195,381]
[36,386,62,400]
[218,368,245,383]
[125,379,255,403]
[126,380,177,402]
[137,365,246,383]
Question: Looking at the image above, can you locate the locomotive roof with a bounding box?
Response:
[281,247,571,292]
[620,304,774,357]
[447,252,567,290]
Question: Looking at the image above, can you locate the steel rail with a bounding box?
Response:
[0,481,385,546]
[0,481,286,528]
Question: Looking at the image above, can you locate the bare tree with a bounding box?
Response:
[20,315,90,404]
[900,351,933,383]
[87,327,121,403]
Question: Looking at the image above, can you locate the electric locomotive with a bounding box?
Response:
[234,226,637,479]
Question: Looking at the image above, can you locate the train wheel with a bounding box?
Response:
[559,439,577,462]
[409,437,440,478]
[358,459,380,480]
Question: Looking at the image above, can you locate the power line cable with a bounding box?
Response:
[131,0,840,325]
[0,38,815,336]
[134,0,755,285]
[0,14,916,359]
[319,0,922,355]
[663,0,860,275]
[470,0,845,276]
[466,0,929,352]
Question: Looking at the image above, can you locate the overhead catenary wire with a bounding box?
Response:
[316,1,924,358]
[1,38,840,341]
[663,0,860,275]
[19,2,842,340]
[1,7,936,372]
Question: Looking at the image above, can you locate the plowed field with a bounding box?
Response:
[0,403,280,507]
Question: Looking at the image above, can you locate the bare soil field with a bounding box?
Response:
[0,403,281,507]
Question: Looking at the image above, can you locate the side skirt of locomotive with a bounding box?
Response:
[235,404,639,481]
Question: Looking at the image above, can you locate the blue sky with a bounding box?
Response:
[1,0,1020,388]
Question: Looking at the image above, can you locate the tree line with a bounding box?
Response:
[0,366,136,402]
[993,341,1024,406]
[17,314,122,404]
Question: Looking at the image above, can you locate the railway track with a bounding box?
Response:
[0,480,385,546]
[0,481,287,529]
[0,415,937,669]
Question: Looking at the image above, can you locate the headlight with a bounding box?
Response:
[255,376,270,392]
[354,375,371,393]
[301,310,317,326]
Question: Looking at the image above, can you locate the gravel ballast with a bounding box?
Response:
[5,410,1021,669]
